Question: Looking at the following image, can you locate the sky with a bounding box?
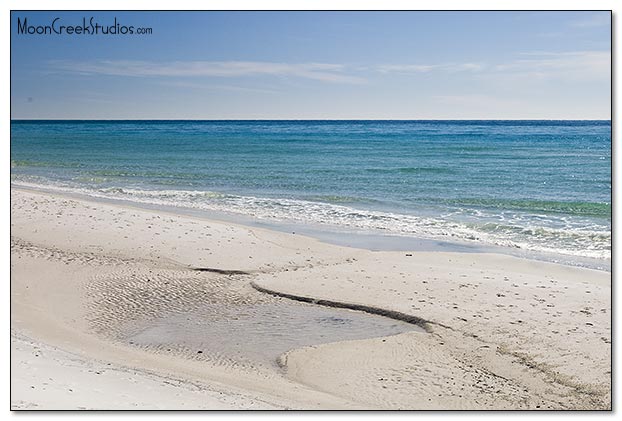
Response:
[10,11,611,119]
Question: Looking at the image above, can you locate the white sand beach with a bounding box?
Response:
[10,188,611,410]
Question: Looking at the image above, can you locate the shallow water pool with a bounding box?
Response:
[124,299,423,368]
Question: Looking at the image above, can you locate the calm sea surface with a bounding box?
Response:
[11,120,611,264]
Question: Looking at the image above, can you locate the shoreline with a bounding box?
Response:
[11,183,611,272]
[10,187,611,409]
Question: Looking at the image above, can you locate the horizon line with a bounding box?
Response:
[10,118,612,122]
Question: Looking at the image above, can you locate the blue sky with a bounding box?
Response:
[11,11,611,119]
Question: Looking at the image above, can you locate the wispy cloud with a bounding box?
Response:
[48,60,366,84]
[48,50,609,89]
[494,51,610,80]
[157,80,279,94]
[376,50,609,81]
[377,63,484,74]
[569,14,610,28]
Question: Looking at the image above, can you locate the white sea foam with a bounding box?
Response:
[11,177,611,261]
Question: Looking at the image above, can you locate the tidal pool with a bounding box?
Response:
[124,299,423,368]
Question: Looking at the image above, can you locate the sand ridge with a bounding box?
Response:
[254,252,611,409]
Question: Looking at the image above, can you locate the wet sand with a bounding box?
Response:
[10,188,611,409]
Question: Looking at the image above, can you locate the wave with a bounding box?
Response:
[365,167,455,174]
[437,198,611,218]
[303,194,378,205]
[11,178,611,260]
[11,159,84,169]
[86,169,206,180]
[97,186,230,200]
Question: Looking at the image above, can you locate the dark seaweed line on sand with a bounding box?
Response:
[250,281,452,332]
[192,267,250,275]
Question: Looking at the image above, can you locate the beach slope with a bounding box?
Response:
[10,188,611,409]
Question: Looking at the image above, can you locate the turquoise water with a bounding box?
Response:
[11,120,611,262]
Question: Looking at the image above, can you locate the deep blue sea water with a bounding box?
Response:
[11,120,611,264]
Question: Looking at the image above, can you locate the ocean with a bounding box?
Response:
[10,120,611,267]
